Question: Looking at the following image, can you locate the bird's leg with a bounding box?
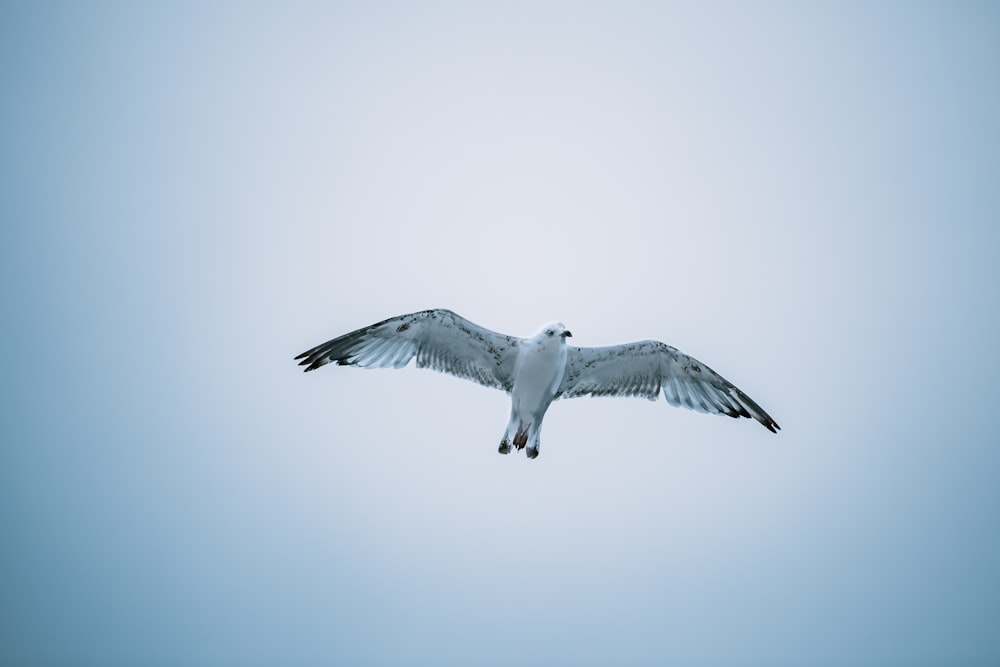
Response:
[525,428,541,460]
[499,411,520,455]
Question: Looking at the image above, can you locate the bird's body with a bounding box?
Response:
[295,309,779,459]
[501,323,571,457]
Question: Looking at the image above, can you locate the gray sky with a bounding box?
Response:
[2,2,999,666]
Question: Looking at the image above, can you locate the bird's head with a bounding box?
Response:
[537,322,573,342]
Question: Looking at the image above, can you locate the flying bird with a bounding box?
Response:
[295,309,779,459]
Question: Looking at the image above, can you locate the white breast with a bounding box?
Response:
[511,338,568,417]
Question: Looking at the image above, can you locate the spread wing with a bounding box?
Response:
[556,340,779,432]
[294,309,520,393]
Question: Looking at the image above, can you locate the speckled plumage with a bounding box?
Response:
[295,309,779,458]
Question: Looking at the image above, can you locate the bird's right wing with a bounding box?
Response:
[295,309,520,393]
[556,340,779,432]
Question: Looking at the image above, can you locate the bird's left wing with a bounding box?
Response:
[556,340,779,432]
[295,309,520,393]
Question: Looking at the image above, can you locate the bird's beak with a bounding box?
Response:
[561,331,573,338]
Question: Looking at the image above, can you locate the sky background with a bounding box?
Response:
[2,2,999,666]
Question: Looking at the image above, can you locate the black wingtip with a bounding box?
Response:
[295,353,325,371]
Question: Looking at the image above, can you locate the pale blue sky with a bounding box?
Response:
[2,2,999,666]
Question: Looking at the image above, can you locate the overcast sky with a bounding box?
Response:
[2,2,999,666]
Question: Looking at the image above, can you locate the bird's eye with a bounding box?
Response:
[547,330,554,337]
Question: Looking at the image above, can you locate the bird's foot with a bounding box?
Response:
[498,438,511,455]
[513,430,528,451]
[526,446,539,460]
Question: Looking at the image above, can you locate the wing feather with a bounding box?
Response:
[557,340,779,432]
[295,309,519,392]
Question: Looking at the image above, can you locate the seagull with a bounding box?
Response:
[295,309,779,459]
